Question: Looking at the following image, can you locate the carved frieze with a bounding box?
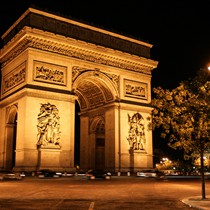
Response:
[127,113,146,151]
[34,61,67,86]
[2,62,26,94]
[1,35,153,75]
[124,79,148,100]
[0,38,30,68]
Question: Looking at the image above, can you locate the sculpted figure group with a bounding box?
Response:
[127,113,146,151]
[37,103,61,147]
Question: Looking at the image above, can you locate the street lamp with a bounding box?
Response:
[200,64,210,199]
[206,63,210,72]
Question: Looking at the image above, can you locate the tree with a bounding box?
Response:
[151,68,210,199]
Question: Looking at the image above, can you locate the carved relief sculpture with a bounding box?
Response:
[2,62,26,93]
[124,79,148,100]
[37,103,61,147]
[34,61,67,86]
[127,113,146,151]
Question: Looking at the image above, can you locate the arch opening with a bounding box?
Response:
[73,70,118,111]
[74,101,80,166]
[94,118,105,170]
[5,106,18,171]
[73,70,117,170]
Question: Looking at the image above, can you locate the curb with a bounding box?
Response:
[182,196,210,210]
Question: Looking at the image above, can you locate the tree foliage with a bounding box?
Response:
[151,69,210,159]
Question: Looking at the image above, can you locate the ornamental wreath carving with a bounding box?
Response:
[37,103,61,147]
[127,113,146,151]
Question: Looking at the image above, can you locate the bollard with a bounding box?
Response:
[117,171,121,176]
[127,171,130,176]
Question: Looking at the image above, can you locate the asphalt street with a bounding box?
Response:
[0,175,209,210]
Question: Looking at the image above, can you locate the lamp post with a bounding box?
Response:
[200,65,210,199]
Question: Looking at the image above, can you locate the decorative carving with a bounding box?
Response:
[1,35,153,75]
[105,72,120,92]
[34,61,67,85]
[72,66,86,82]
[127,113,146,151]
[37,103,61,147]
[1,38,30,68]
[2,62,26,93]
[89,114,105,134]
[72,66,119,93]
[124,79,148,100]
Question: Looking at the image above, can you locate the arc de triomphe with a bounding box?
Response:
[0,8,158,173]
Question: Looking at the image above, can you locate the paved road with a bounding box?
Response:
[0,176,209,210]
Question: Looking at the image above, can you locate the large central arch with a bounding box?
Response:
[73,70,118,110]
[73,70,118,171]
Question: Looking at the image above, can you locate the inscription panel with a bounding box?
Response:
[124,79,148,100]
[34,61,67,86]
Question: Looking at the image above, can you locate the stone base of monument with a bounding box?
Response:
[37,144,62,170]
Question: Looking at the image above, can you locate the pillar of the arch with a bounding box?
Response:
[0,108,5,169]
[80,115,90,170]
[12,93,76,172]
[37,146,61,169]
[105,106,118,172]
[118,104,154,172]
[88,132,96,169]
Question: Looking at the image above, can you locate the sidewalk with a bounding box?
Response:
[182,196,210,210]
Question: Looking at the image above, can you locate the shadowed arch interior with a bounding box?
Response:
[73,70,117,111]
[73,70,117,169]
[5,105,18,170]
[90,116,105,169]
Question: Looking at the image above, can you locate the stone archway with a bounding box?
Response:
[0,8,158,173]
[90,116,105,170]
[73,69,118,171]
[5,105,18,171]
[73,69,118,110]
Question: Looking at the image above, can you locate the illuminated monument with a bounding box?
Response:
[0,8,158,172]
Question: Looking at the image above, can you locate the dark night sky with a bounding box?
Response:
[1,1,210,90]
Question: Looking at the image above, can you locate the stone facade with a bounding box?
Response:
[0,8,158,173]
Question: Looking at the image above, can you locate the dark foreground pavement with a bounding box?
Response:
[165,175,210,210]
[0,175,209,210]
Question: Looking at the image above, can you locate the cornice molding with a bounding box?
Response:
[0,27,158,74]
[0,86,76,108]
